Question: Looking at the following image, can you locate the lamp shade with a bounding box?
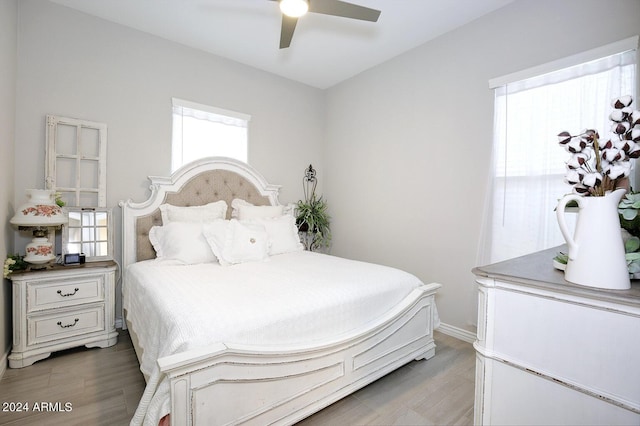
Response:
[280,0,309,17]
[10,189,67,227]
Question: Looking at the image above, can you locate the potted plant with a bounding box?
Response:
[296,165,331,251]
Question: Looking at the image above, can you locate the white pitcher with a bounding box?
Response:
[556,188,631,290]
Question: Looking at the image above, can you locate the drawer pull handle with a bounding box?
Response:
[57,288,79,297]
[57,318,79,328]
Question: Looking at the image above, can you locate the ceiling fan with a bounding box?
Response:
[270,0,381,49]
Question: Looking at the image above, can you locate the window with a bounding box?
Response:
[172,98,250,172]
[480,37,638,264]
[45,115,107,207]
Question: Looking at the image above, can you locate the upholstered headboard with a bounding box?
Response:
[120,157,281,267]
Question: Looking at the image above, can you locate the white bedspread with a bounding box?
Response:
[124,251,435,426]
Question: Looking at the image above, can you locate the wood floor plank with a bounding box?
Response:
[0,330,475,425]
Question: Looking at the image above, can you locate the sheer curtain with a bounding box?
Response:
[478,39,637,265]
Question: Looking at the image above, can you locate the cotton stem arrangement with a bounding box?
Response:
[558,95,640,196]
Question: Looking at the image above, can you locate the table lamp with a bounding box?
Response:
[10,189,68,267]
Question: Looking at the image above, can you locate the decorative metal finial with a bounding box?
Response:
[303,164,317,202]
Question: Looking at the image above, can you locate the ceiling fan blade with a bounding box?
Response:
[309,0,381,22]
[280,15,298,49]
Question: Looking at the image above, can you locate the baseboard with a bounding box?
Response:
[437,322,476,344]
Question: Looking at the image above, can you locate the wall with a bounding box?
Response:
[14,0,326,324]
[1,0,18,375]
[325,0,640,334]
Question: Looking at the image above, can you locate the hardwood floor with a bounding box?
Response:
[0,330,475,426]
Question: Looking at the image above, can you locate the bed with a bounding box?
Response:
[119,157,441,426]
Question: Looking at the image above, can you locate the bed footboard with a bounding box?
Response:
[158,282,440,426]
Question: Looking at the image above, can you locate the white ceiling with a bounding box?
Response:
[49,0,513,89]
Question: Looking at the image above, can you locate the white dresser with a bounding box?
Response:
[8,261,118,368]
[473,247,640,425]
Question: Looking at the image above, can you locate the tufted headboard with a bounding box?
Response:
[120,157,281,268]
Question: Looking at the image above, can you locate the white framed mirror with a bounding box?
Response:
[63,207,113,262]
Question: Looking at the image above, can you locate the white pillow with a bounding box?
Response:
[231,198,285,220]
[231,198,253,218]
[251,215,303,255]
[202,220,230,264]
[204,219,269,265]
[149,222,217,264]
[160,200,228,224]
[238,204,284,220]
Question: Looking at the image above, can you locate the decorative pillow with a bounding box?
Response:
[231,198,253,218]
[251,215,303,255]
[160,200,228,224]
[204,219,269,265]
[202,220,230,264]
[231,198,285,220]
[149,222,217,264]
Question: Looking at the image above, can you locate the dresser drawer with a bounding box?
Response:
[27,304,105,346]
[27,275,104,312]
[489,286,640,412]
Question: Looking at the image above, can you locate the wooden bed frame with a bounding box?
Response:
[119,157,441,426]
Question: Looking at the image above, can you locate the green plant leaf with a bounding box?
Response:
[553,252,568,264]
[628,261,640,273]
[622,209,639,220]
[626,252,640,261]
[626,236,640,253]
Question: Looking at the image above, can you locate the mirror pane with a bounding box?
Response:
[96,212,107,225]
[81,227,95,241]
[68,212,82,225]
[82,243,95,257]
[81,211,96,226]
[66,243,81,253]
[96,242,108,256]
[97,227,108,240]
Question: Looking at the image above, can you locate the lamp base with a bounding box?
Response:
[26,263,53,271]
[25,236,56,266]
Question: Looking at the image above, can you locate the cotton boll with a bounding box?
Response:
[582,129,599,142]
[565,152,590,169]
[631,128,640,142]
[627,141,640,158]
[602,148,625,162]
[631,111,640,127]
[606,163,631,180]
[565,137,587,153]
[612,121,631,135]
[573,184,591,195]
[599,134,614,149]
[564,169,582,185]
[557,131,572,145]
[613,95,633,109]
[610,109,625,122]
[615,139,634,152]
[581,172,602,188]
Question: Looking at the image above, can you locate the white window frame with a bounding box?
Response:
[45,114,108,207]
[171,98,250,172]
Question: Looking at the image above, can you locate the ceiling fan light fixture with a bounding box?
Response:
[279,0,309,18]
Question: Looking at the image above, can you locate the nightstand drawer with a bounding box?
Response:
[27,304,105,345]
[27,275,104,312]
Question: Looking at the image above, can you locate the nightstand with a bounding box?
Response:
[7,261,118,368]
